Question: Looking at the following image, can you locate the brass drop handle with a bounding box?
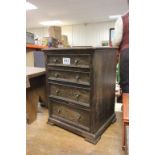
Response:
[53,59,58,63]
[56,90,60,95]
[77,115,81,121]
[74,59,79,65]
[75,94,80,99]
[55,73,59,78]
[57,109,61,114]
[75,75,80,80]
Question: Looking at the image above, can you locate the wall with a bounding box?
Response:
[26,51,34,67]
[27,27,49,38]
[27,21,115,47]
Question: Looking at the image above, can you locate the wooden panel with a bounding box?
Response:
[93,49,116,132]
[26,74,47,123]
[49,82,90,105]
[49,100,90,130]
[26,88,38,124]
[48,69,90,86]
[47,54,91,68]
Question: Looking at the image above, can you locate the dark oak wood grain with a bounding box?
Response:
[49,82,90,104]
[49,99,90,131]
[26,74,47,124]
[44,47,117,144]
[48,68,90,86]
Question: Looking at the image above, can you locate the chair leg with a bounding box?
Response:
[122,122,126,150]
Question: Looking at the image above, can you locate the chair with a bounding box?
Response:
[122,93,129,151]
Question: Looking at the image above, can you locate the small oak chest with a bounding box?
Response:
[44,47,117,144]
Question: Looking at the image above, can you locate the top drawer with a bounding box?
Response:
[46,54,91,69]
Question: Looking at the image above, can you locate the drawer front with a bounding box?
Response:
[47,54,91,68]
[50,83,90,104]
[50,101,90,130]
[48,69,90,85]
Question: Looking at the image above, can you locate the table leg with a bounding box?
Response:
[26,89,39,124]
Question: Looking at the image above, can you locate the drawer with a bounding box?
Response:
[47,54,91,68]
[48,69,90,86]
[49,100,90,130]
[49,82,90,105]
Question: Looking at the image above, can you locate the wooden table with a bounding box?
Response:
[26,67,47,124]
[122,93,129,150]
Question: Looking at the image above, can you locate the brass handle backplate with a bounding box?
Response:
[56,90,60,95]
[75,75,80,80]
[77,115,81,121]
[74,59,79,64]
[57,109,61,114]
[75,94,80,100]
[53,59,58,63]
[55,73,59,78]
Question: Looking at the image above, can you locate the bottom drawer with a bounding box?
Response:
[49,100,90,131]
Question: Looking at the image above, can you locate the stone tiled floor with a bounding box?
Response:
[27,108,125,155]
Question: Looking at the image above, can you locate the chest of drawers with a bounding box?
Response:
[44,47,117,144]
